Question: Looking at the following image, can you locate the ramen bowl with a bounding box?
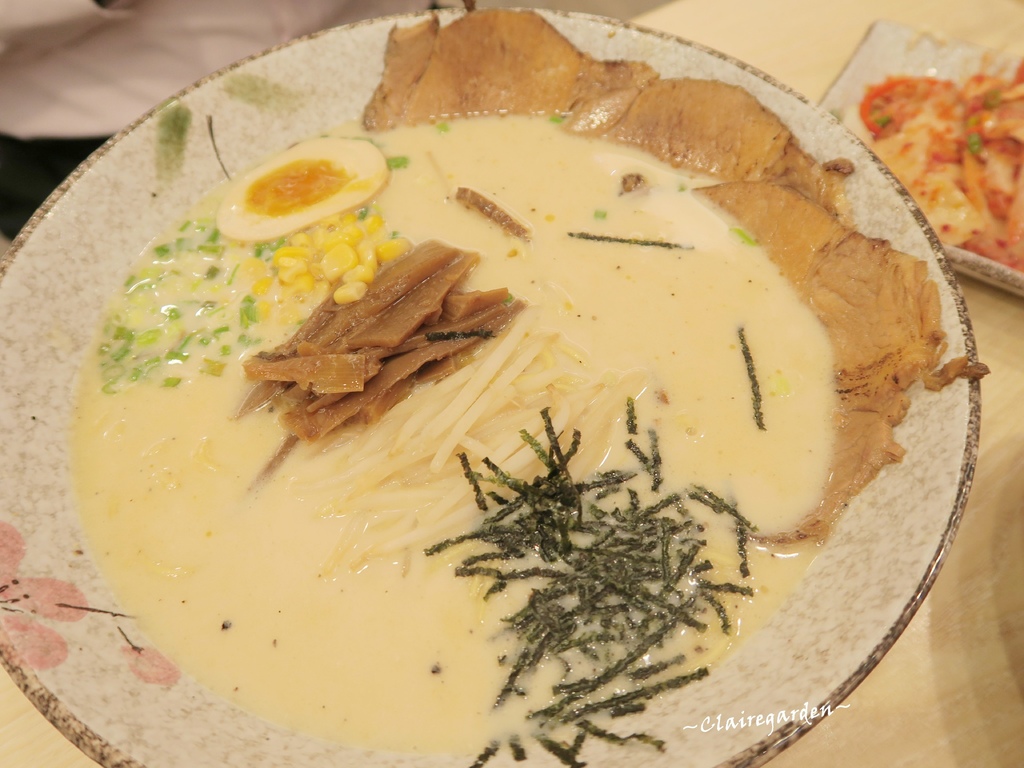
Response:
[0,9,980,768]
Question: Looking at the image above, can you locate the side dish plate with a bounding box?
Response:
[0,10,980,768]
[820,18,1024,298]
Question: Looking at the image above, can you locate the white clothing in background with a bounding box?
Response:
[0,0,429,139]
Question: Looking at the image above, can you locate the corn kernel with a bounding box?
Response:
[363,213,385,235]
[319,230,350,253]
[358,244,378,271]
[252,276,274,296]
[340,212,359,227]
[333,281,368,304]
[338,224,365,247]
[343,264,376,284]
[321,243,359,281]
[273,245,311,266]
[288,232,313,249]
[240,257,268,280]
[277,257,309,285]
[289,272,316,294]
[257,300,272,320]
[376,237,412,263]
[358,247,378,274]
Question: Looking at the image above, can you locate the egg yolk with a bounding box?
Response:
[244,159,352,218]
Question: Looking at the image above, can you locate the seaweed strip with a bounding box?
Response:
[428,403,753,767]
[568,231,693,250]
[738,326,766,431]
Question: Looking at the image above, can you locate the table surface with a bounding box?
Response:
[3,0,1023,766]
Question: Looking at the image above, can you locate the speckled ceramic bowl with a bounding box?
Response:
[0,9,981,768]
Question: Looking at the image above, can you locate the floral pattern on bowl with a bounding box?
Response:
[1,521,178,684]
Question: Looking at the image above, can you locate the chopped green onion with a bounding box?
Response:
[387,156,410,170]
[593,209,608,220]
[110,344,133,363]
[239,295,260,328]
[237,333,261,347]
[178,333,194,350]
[128,356,161,382]
[162,377,182,388]
[200,358,226,377]
[967,131,984,154]
[255,238,285,260]
[730,227,758,245]
[136,328,162,346]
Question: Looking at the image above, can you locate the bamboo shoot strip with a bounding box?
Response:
[737,325,766,431]
[427,403,752,766]
[455,186,531,240]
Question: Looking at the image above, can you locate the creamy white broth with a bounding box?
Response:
[369,116,835,530]
[71,115,835,755]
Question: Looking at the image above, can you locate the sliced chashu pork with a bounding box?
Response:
[603,78,848,216]
[363,14,440,131]
[696,181,950,543]
[364,10,656,131]
[362,9,847,215]
[358,9,984,542]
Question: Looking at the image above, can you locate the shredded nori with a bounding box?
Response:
[737,326,766,432]
[426,399,756,766]
[425,329,496,342]
[469,742,501,768]
[567,231,693,250]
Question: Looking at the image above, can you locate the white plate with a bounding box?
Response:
[820,18,1024,297]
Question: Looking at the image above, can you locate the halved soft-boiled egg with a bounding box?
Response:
[216,137,389,242]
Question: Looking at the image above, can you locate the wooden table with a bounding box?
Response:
[3,0,1023,765]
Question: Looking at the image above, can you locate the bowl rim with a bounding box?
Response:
[0,8,983,768]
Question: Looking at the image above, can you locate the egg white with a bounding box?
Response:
[216,137,390,242]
